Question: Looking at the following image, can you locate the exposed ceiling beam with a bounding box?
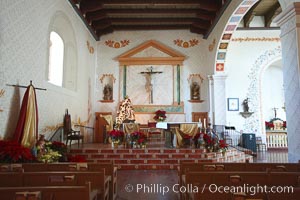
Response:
[243,1,259,28]
[93,18,209,26]
[243,11,256,27]
[80,1,103,14]
[264,2,281,27]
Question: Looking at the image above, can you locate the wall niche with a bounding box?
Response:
[99,74,115,103]
[188,74,204,103]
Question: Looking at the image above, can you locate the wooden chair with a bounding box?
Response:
[256,136,266,151]
[147,121,163,141]
[64,110,83,147]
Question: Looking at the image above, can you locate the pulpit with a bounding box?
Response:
[94,112,112,143]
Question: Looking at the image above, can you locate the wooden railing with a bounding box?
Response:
[266,130,288,148]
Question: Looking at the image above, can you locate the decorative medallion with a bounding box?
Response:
[222,34,232,40]
[173,39,199,48]
[230,16,242,23]
[225,25,236,32]
[105,39,130,48]
[219,43,229,49]
[235,7,249,15]
[217,52,226,60]
[86,41,94,54]
[208,39,216,52]
[216,63,225,71]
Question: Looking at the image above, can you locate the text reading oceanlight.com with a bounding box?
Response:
[130,183,294,196]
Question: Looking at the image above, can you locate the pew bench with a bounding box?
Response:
[0,183,96,200]
[21,162,117,200]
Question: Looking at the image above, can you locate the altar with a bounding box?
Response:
[156,122,202,148]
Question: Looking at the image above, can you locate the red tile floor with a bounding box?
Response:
[68,140,288,200]
[115,149,288,200]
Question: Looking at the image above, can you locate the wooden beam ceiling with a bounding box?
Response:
[69,0,228,40]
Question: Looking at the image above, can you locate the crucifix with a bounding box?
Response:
[140,66,162,104]
[272,107,278,118]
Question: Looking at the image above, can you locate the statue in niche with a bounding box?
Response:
[103,84,113,100]
[190,82,200,100]
[242,98,249,112]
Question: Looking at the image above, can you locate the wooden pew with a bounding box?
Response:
[191,188,268,200]
[0,171,23,187]
[179,162,300,189]
[268,172,300,187]
[0,183,96,200]
[22,171,109,200]
[184,171,269,200]
[22,162,117,200]
[267,187,300,200]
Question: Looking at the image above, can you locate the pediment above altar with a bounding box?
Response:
[116,40,186,65]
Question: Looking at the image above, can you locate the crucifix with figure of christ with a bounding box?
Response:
[140,66,162,104]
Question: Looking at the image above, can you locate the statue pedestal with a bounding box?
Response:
[240,112,254,118]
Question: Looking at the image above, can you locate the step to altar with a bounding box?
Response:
[68,147,252,170]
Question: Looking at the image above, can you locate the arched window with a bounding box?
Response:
[48,31,64,87]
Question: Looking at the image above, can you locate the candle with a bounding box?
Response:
[204,118,206,129]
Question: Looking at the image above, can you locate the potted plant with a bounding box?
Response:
[153,110,167,122]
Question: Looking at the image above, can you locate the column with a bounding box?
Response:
[275,2,300,162]
[212,75,227,126]
[177,64,181,105]
[123,65,127,99]
[208,75,215,124]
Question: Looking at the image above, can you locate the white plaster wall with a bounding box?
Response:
[262,64,286,121]
[96,30,211,122]
[225,30,281,133]
[0,0,96,139]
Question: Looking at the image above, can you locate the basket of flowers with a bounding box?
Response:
[131,131,147,148]
[153,110,167,122]
[108,129,124,147]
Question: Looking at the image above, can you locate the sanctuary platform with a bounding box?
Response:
[68,140,253,170]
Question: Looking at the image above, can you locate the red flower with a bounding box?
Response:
[108,130,124,141]
[154,110,167,121]
[219,140,228,149]
[131,131,147,144]
[283,121,287,128]
[0,140,36,163]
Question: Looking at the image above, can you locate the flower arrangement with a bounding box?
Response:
[0,140,36,163]
[131,131,147,147]
[218,139,228,153]
[202,133,228,153]
[36,135,67,163]
[153,110,166,122]
[108,129,124,144]
[265,121,274,129]
[283,121,287,129]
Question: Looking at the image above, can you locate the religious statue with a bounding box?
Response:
[242,98,249,112]
[103,84,113,100]
[190,82,200,100]
[116,96,135,125]
[140,66,162,104]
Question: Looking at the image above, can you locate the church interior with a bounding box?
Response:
[1,0,300,199]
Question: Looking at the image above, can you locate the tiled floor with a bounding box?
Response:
[115,148,289,200]
[69,142,289,199]
[116,170,179,200]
